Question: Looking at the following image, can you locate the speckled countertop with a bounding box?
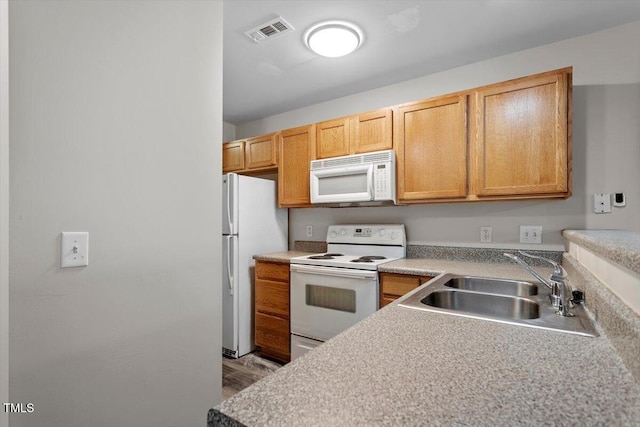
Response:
[563,229,640,274]
[253,251,313,263]
[213,258,640,426]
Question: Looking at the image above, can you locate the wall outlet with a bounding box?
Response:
[519,226,542,244]
[480,226,492,243]
[306,225,313,238]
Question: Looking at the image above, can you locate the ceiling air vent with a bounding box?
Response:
[245,16,294,43]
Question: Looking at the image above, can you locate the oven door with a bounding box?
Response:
[310,163,373,204]
[290,264,378,342]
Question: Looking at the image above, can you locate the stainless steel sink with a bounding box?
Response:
[422,289,540,320]
[443,276,538,297]
[399,274,598,337]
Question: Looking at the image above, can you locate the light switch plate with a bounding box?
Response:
[61,232,89,268]
[594,193,611,213]
[520,226,542,244]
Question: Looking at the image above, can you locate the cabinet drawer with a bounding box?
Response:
[255,279,289,317]
[255,261,289,282]
[255,312,290,356]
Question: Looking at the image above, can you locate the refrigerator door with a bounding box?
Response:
[222,173,238,235]
[222,235,239,357]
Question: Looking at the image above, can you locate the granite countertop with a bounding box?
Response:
[563,229,640,274]
[253,251,313,263]
[213,259,640,426]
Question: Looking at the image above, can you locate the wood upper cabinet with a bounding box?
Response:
[379,272,433,308]
[222,140,245,173]
[255,261,290,363]
[245,132,277,170]
[470,68,571,197]
[396,95,468,202]
[278,124,316,207]
[351,108,393,154]
[316,108,393,159]
[316,117,350,159]
[222,132,278,174]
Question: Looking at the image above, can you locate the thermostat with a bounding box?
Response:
[613,193,626,207]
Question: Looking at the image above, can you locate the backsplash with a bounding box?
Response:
[407,245,563,266]
[563,253,640,383]
[293,240,327,253]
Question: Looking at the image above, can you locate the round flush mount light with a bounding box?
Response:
[304,21,363,58]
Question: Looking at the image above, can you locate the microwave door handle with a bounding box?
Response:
[312,164,371,177]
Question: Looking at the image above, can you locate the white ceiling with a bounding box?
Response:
[223,0,640,124]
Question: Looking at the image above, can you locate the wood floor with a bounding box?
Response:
[222,352,283,400]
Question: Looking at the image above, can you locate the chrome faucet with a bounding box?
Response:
[504,251,574,317]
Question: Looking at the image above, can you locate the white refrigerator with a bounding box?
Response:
[222,173,288,358]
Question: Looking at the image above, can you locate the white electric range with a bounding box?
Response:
[289,224,406,361]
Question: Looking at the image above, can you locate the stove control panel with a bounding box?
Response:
[326,224,406,246]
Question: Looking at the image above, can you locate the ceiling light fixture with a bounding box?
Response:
[304,21,363,58]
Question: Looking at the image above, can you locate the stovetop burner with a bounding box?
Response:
[351,255,387,263]
[308,253,344,260]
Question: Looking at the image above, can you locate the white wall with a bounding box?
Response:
[223,121,237,143]
[237,21,640,249]
[1,1,9,426]
[9,1,223,427]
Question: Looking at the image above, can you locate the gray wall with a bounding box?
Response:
[9,1,223,426]
[223,121,237,143]
[237,21,640,249]
[1,1,9,426]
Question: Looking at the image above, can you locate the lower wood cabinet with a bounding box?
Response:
[379,272,434,308]
[255,261,290,362]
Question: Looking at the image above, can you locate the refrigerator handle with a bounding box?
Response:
[226,236,234,296]
[226,175,233,233]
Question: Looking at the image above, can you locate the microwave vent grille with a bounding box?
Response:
[311,150,394,170]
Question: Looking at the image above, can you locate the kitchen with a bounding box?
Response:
[3,1,640,427]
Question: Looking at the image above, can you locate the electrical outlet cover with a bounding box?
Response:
[480,226,492,243]
[594,193,611,213]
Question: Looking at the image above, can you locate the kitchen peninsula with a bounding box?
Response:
[210,232,640,426]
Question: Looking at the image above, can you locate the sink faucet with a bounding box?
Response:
[504,251,574,317]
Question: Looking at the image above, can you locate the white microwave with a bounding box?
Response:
[310,150,396,205]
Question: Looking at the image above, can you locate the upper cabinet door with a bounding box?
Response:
[222,140,245,173]
[245,132,277,170]
[351,108,393,154]
[470,69,570,197]
[316,117,350,159]
[396,95,468,201]
[278,124,316,207]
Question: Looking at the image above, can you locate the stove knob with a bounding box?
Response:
[379,229,386,236]
[340,228,346,236]
[330,231,337,238]
[391,231,398,239]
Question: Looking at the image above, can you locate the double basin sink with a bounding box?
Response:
[399,274,598,337]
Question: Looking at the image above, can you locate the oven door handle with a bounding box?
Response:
[290,264,377,279]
